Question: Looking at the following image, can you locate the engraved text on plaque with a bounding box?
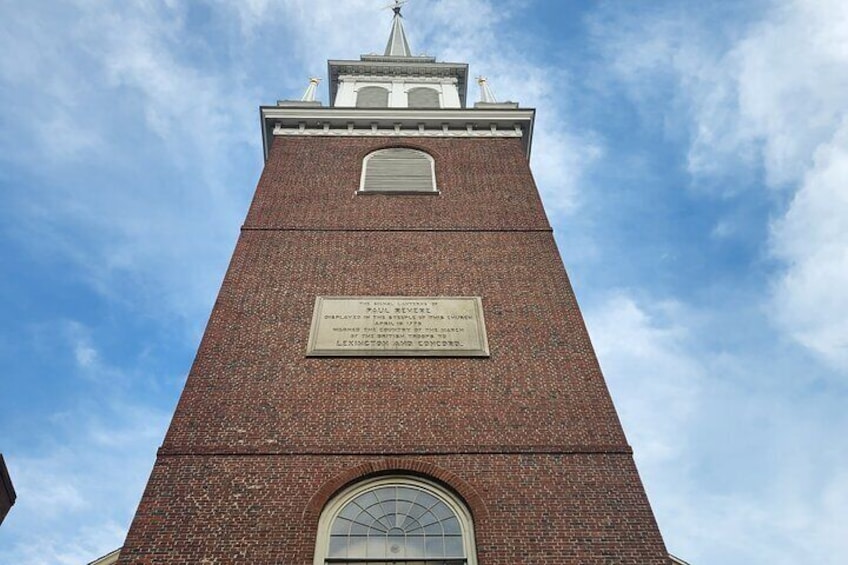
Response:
[306,297,489,357]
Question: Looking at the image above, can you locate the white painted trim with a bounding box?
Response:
[390,80,406,108]
[341,75,455,85]
[260,107,535,160]
[274,125,522,139]
[404,86,440,93]
[87,548,121,565]
[262,107,533,123]
[312,475,478,565]
[338,78,460,109]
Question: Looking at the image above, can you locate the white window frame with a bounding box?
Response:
[358,148,439,194]
[313,475,478,565]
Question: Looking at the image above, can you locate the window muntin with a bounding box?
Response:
[316,476,476,565]
[408,87,440,108]
[360,148,437,193]
[357,86,390,108]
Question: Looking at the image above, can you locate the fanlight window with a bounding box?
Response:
[316,477,476,565]
[357,86,390,108]
[408,87,440,108]
[360,148,437,193]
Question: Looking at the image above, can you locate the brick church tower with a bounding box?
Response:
[117,5,671,564]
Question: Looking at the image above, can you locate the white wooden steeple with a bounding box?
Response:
[384,1,413,57]
[261,4,535,161]
[327,3,467,109]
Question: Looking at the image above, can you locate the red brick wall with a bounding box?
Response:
[122,455,667,564]
[244,137,550,231]
[119,136,669,564]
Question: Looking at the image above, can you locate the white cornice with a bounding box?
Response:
[261,107,534,122]
[328,59,466,73]
[273,125,523,139]
[260,107,535,161]
[338,75,457,84]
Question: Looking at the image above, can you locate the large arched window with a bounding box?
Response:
[408,87,440,108]
[314,476,477,565]
[360,148,437,193]
[357,86,390,108]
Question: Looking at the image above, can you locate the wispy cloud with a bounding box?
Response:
[0,417,165,565]
[0,1,264,333]
[420,0,602,217]
[771,119,848,368]
[0,321,170,565]
[582,1,848,560]
[585,291,848,563]
[587,293,701,467]
[591,0,848,372]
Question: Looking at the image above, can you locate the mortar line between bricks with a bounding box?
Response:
[240,226,554,233]
[155,446,634,457]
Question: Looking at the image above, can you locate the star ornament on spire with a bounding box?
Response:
[384,0,409,16]
[382,0,413,57]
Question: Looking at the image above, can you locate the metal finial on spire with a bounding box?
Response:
[477,76,498,104]
[385,0,408,15]
[300,77,320,102]
[383,0,413,57]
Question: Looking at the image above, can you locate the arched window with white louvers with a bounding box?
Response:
[357,86,390,108]
[408,87,441,108]
[360,148,437,193]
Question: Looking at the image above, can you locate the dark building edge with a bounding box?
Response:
[0,453,16,526]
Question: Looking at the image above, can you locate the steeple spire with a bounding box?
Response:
[477,77,498,103]
[384,0,413,57]
[473,76,519,108]
[300,77,320,102]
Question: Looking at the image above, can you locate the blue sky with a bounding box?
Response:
[1,1,846,563]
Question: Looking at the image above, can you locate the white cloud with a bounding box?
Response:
[583,2,848,554]
[771,119,848,367]
[586,292,848,563]
[0,0,259,330]
[74,340,98,369]
[723,0,848,189]
[0,2,104,162]
[0,404,169,564]
[419,0,601,216]
[593,0,848,371]
[718,0,848,370]
[586,293,702,471]
[222,0,383,72]
[0,323,171,564]
[0,314,178,563]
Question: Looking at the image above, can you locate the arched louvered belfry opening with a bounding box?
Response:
[357,86,390,108]
[359,148,437,193]
[314,476,477,565]
[408,87,440,108]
